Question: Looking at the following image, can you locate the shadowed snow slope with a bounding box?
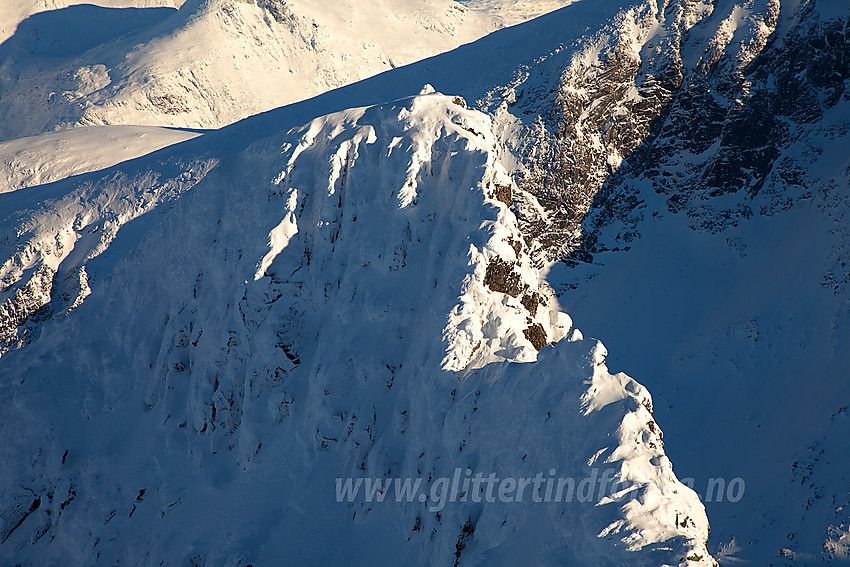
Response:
[0,0,186,44]
[0,92,713,565]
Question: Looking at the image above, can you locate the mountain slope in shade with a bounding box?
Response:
[0,91,713,565]
[551,91,850,564]
[0,0,186,44]
[527,0,850,562]
[460,0,579,26]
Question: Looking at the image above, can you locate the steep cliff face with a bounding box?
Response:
[0,91,713,565]
[520,0,848,261]
[0,149,217,353]
[0,0,682,386]
[477,0,845,271]
[475,0,711,264]
[507,0,849,563]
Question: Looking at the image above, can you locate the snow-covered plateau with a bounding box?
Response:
[0,0,847,565]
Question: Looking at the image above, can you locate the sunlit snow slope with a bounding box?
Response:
[0,0,668,356]
[536,0,850,563]
[0,2,720,564]
[0,0,580,141]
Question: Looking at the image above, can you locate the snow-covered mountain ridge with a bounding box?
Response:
[0,89,712,565]
[0,125,201,193]
[502,0,850,563]
[0,0,672,356]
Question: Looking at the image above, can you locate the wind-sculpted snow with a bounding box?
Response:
[537,1,850,562]
[0,91,713,565]
[0,0,845,563]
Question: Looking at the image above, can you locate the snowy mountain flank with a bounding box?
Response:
[0,91,712,565]
[0,0,577,142]
[0,0,847,564]
[0,0,501,139]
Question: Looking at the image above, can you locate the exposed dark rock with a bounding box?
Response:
[523,323,547,351]
[453,518,475,567]
[0,265,55,353]
[511,1,692,264]
[518,1,848,264]
[521,292,539,315]
[491,182,512,207]
[507,237,522,257]
[483,259,523,297]
[256,0,292,24]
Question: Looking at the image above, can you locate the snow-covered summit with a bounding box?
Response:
[3,0,845,563]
